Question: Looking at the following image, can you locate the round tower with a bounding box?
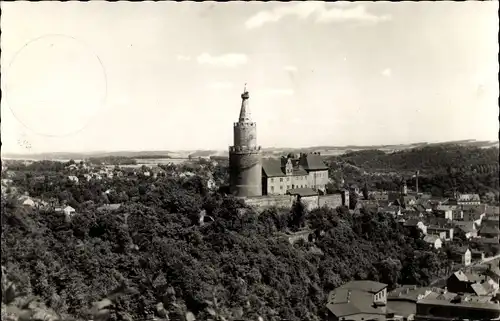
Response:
[229,85,262,197]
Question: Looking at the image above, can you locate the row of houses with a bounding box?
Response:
[326,260,500,320]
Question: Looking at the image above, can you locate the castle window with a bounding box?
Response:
[271,178,274,183]
[280,178,283,182]
[271,186,275,192]
[280,186,283,190]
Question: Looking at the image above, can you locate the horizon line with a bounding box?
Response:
[2,138,498,157]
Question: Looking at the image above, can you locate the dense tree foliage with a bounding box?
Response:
[329,145,498,175]
[1,160,450,321]
[327,146,499,202]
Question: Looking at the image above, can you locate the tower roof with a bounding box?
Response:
[238,84,251,122]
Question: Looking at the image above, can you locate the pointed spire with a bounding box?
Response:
[239,83,251,122]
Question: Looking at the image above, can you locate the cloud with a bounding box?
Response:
[381,68,392,77]
[196,53,248,68]
[176,55,191,61]
[207,81,234,90]
[283,65,298,72]
[245,3,391,29]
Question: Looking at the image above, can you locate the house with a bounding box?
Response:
[482,216,500,229]
[423,235,442,249]
[453,221,477,239]
[206,177,217,190]
[429,197,449,207]
[452,208,464,220]
[357,199,379,212]
[413,203,433,213]
[446,270,482,293]
[63,206,76,217]
[68,175,79,183]
[369,191,389,202]
[403,219,428,235]
[449,248,472,267]
[478,225,500,239]
[379,205,401,216]
[416,291,500,320]
[434,205,457,220]
[326,280,388,321]
[387,285,433,318]
[486,205,500,217]
[21,197,35,207]
[262,153,329,196]
[393,195,417,209]
[470,249,486,262]
[454,193,481,205]
[427,225,454,241]
[462,205,486,225]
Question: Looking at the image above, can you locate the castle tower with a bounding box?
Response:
[229,85,262,197]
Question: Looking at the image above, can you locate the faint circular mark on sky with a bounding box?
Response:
[4,34,107,137]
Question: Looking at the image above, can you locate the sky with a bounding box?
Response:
[1,1,498,154]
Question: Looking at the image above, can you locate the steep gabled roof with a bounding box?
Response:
[262,158,285,177]
[479,225,500,235]
[300,153,328,171]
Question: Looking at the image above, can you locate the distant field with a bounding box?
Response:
[133,158,189,165]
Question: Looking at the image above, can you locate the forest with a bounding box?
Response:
[326,145,499,201]
[1,158,452,321]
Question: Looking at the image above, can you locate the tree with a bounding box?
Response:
[289,200,307,231]
[362,181,369,200]
[349,190,358,210]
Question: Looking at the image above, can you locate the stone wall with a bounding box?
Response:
[318,193,345,209]
[301,195,319,211]
[242,195,294,209]
[242,193,346,211]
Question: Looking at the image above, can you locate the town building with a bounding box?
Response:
[414,291,500,320]
[448,193,481,206]
[326,280,388,321]
[424,235,443,249]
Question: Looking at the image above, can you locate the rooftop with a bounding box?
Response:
[326,281,388,317]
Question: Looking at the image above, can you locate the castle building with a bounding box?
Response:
[261,153,329,196]
[228,86,331,198]
[229,85,263,197]
[227,87,350,209]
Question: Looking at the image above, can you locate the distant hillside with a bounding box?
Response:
[327,144,499,175]
[2,139,497,160]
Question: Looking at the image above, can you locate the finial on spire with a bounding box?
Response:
[241,83,250,100]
